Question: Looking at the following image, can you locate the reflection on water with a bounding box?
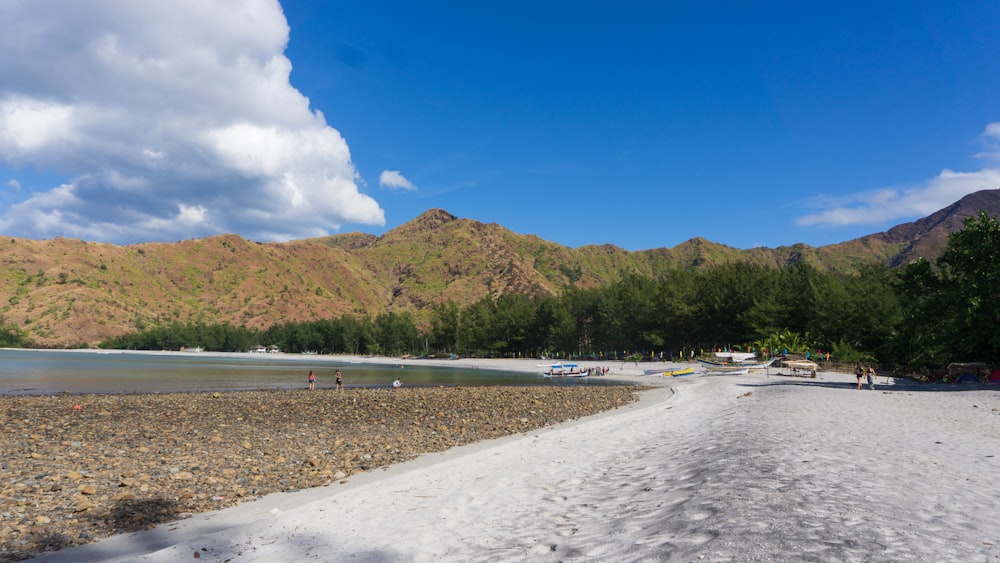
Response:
[0,349,612,395]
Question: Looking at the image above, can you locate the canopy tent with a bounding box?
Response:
[947,362,990,383]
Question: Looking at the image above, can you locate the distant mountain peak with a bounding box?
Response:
[866,188,1000,266]
[412,209,457,228]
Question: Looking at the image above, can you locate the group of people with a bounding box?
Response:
[307,369,402,390]
[308,369,343,391]
[854,364,877,390]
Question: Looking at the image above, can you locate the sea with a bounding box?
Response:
[0,349,610,396]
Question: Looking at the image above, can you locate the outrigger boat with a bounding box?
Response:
[643,367,696,376]
[541,362,590,377]
[714,351,757,363]
[698,353,776,373]
[703,366,750,375]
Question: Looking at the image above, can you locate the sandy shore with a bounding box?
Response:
[26,362,1000,562]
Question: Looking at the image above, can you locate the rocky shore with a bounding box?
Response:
[1,385,643,561]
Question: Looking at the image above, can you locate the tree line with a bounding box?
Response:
[13,212,997,376]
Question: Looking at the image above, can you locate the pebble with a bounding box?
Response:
[0,385,641,560]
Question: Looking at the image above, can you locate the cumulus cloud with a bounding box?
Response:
[797,123,1000,229]
[0,0,384,243]
[977,122,1000,161]
[379,170,417,191]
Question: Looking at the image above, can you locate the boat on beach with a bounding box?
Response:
[714,351,757,363]
[644,366,697,377]
[541,363,590,377]
[698,356,776,371]
[698,351,776,374]
[701,365,750,375]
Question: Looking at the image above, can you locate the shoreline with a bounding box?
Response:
[0,348,675,397]
[5,346,989,394]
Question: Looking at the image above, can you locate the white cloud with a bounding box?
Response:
[379,170,417,191]
[7,179,20,191]
[976,121,1000,161]
[0,0,384,243]
[797,123,1000,230]
[796,167,1000,228]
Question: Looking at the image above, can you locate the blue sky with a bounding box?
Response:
[1,1,998,250]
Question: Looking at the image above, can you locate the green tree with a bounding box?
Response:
[936,211,1000,363]
[692,263,770,347]
[894,211,1000,369]
[0,316,27,347]
[491,293,537,357]
[373,312,418,356]
[650,269,700,356]
[593,275,658,354]
[427,302,459,354]
[457,297,495,357]
[339,314,373,355]
[534,295,576,357]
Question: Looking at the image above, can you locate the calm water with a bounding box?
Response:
[0,349,611,396]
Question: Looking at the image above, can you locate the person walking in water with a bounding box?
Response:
[308,370,316,391]
[335,369,343,391]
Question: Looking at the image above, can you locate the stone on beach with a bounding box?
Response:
[0,385,640,560]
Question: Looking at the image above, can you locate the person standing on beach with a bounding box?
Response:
[335,369,343,390]
[855,364,864,390]
[866,366,876,390]
[308,370,316,391]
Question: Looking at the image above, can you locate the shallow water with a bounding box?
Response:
[0,349,609,395]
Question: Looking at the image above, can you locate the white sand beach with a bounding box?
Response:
[31,361,1000,562]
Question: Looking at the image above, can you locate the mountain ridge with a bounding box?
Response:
[2,189,998,347]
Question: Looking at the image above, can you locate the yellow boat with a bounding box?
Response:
[664,367,695,377]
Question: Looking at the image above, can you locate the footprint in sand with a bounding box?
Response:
[530,543,558,555]
[633,530,720,548]
[679,506,717,522]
